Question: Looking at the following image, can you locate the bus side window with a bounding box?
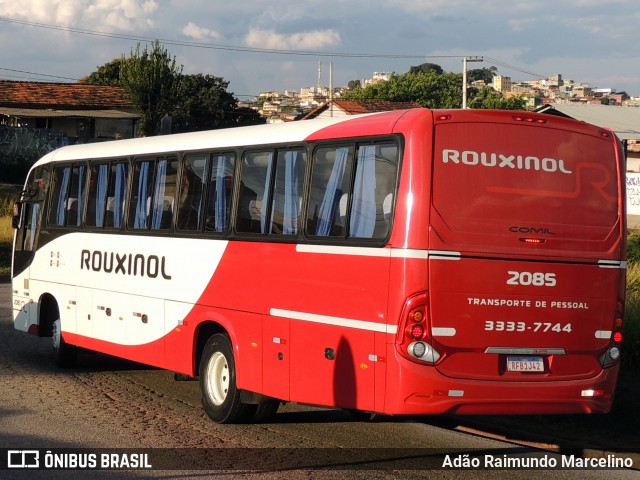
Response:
[86,163,109,228]
[205,153,235,233]
[306,142,397,240]
[48,165,72,227]
[129,160,153,229]
[350,143,398,239]
[67,164,86,227]
[178,154,208,231]
[307,146,354,237]
[151,158,178,230]
[48,164,87,228]
[129,158,177,230]
[105,162,128,228]
[269,149,306,235]
[236,151,273,234]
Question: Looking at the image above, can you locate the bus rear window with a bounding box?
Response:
[432,122,620,254]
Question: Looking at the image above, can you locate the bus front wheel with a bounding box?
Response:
[199,333,255,424]
[52,319,77,367]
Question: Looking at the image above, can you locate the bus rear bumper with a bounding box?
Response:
[383,355,620,415]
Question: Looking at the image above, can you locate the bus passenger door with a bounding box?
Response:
[262,315,290,401]
[12,201,42,333]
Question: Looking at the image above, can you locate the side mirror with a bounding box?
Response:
[12,202,21,229]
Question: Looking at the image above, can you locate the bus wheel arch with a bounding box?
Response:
[38,293,58,338]
[194,321,228,376]
[39,293,77,367]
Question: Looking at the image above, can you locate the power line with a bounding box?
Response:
[0,15,460,60]
[483,56,547,79]
[0,67,79,82]
[0,16,552,84]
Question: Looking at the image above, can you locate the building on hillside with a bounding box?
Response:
[492,75,512,93]
[0,80,140,143]
[362,72,392,87]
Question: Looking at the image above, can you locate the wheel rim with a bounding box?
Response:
[205,351,230,405]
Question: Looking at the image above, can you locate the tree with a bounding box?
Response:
[83,44,263,134]
[80,58,128,86]
[120,40,185,136]
[467,66,497,84]
[171,74,235,133]
[171,74,265,132]
[227,106,265,127]
[343,71,463,108]
[467,87,527,110]
[408,63,444,75]
[343,68,526,110]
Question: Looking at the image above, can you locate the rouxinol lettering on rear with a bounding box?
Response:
[442,149,572,175]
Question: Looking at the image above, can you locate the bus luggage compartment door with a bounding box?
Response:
[428,257,621,381]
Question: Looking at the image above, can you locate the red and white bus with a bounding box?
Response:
[12,108,627,422]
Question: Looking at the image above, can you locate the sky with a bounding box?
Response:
[0,0,639,99]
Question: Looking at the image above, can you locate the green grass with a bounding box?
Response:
[0,184,18,281]
[623,262,640,367]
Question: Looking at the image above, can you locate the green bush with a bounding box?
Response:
[627,230,640,264]
[624,261,640,368]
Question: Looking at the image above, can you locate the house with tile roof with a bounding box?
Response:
[301,99,422,119]
[0,80,140,143]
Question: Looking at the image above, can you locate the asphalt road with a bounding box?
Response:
[0,282,637,479]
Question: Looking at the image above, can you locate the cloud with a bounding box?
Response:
[507,18,537,32]
[0,0,158,32]
[244,28,341,51]
[182,21,221,41]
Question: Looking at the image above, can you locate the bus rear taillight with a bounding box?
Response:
[600,301,624,367]
[397,293,441,364]
[613,331,623,343]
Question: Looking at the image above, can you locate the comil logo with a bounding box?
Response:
[442,149,572,175]
[7,450,39,468]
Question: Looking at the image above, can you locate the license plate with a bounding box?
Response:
[506,356,544,372]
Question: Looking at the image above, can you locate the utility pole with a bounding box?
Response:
[329,61,333,117]
[462,56,483,109]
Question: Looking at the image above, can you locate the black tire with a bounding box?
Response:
[199,333,255,424]
[52,319,77,368]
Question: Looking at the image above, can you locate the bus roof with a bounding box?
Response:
[33,110,412,166]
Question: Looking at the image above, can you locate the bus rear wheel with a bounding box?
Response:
[199,333,255,424]
[52,319,77,367]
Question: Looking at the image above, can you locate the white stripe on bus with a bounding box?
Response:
[270,308,399,334]
[296,245,462,260]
